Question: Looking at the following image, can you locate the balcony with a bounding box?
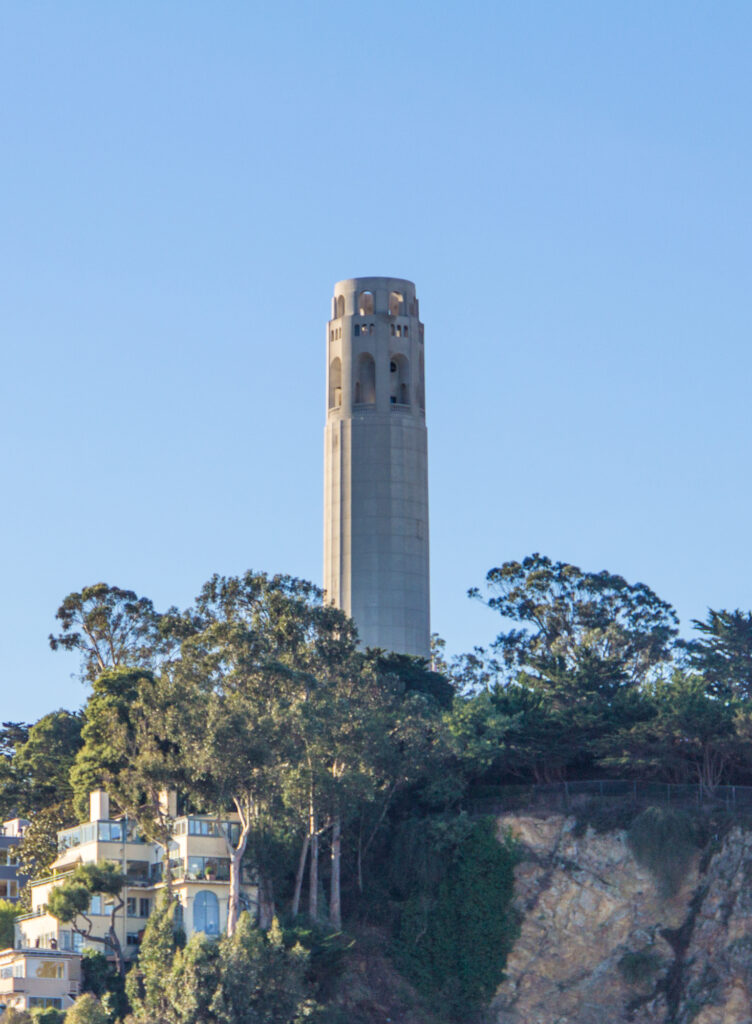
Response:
[58,820,145,853]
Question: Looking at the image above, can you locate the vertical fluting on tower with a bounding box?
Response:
[323,277,430,658]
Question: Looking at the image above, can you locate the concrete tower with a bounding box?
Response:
[323,276,430,658]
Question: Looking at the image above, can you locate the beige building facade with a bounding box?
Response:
[0,946,81,1014]
[11,790,257,1004]
[324,277,430,658]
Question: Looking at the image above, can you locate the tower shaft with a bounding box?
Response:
[323,277,430,658]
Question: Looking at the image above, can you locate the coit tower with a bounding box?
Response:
[323,277,430,658]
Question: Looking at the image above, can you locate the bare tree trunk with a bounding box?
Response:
[258,872,275,929]
[309,796,319,921]
[224,799,252,937]
[292,831,310,918]
[329,812,341,929]
[107,898,125,976]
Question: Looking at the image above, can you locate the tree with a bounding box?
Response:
[17,803,75,890]
[64,994,109,1024]
[13,711,82,814]
[172,571,332,934]
[212,914,313,1024]
[0,898,15,949]
[683,608,752,700]
[471,553,678,696]
[47,861,126,975]
[602,671,745,793]
[0,722,30,819]
[71,668,186,890]
[125,891,178,1024]
[0,1009,32,1024]
[49,583,191,683]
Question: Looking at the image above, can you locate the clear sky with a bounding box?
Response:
[2,1,751,722]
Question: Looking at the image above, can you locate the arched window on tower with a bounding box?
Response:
[358,291,374,316]
[193,891,219,936]
[329,357,342,409]
[388,291,404,316]
[336,295,345,318]
[389,354,409,406]
[355,353,376,404]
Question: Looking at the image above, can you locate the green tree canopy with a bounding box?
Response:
[471,553,678,696]
[13,710,82,814]
[682,608,752,700]
[47,861,126,975]
[49,582,194,683]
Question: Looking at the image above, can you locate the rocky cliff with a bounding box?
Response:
[492,812,752,1024]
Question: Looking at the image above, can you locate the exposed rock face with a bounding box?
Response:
[492,813,752,1024]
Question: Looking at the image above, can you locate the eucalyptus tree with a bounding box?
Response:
[70,668,187,893]
[471,553,679,696]
[49,583,196,683]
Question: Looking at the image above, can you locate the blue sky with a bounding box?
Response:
[2,2,751,721]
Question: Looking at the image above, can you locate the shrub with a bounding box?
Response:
[617,949,662,986]
[64,993,109,1024]
[393,817,518,1019]
[627,806,698,896]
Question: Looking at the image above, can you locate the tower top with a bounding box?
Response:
[331,277,419,319]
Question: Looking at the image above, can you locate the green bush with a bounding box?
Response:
[617,949,662,986]
[393,817,518,1019]
[627,806,698,896]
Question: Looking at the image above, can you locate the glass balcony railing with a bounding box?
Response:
[172,818,241,845]
[57,819,145,852]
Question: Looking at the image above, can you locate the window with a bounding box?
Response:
[127,897,137,917]
[193,891,220,937]
[358,290,374,316]
[389,354,410,406]
[328,357,342,409]
[126,932,140,946]
[389,291,404,316]
[336,295,345,317]
[89,895,102,915]
[355,354,376,405]
[396,325,401,337]
[404,325,408,336]
[30,998,63,1009]
[186,856,230,881]
[139,898,150,918]
[354,324,360,336]
[390,324,395,336]
[35,961,64,979]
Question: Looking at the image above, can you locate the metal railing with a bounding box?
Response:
[469,779,752,815]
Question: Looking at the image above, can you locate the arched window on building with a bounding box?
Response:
[355,353,376,404]
[329,357,342,409]
[193,891,219,937]
[358,291,374,316]
[388,291,404,316]
[389,355,409,406]
[336,295,345,318]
